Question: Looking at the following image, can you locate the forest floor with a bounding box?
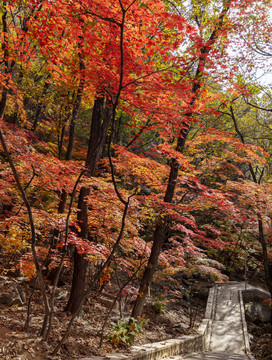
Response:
[0,275,271,360]
[246,319,272,360]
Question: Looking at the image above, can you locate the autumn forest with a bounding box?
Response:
[0,0,272,357]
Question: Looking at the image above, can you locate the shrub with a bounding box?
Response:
[152,294,167,314]
[109,317,147,346]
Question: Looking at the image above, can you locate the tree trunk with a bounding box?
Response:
[131,220,167,318]
[58,189,68,214]
[64,97,113,314]
[131,124,190,318]
[86,97,112,170]
[65,55,85,161]
[58,124,66,160]
[65,186,90,313]
[0,87,8,120]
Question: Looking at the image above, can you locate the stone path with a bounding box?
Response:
[180,282,253,360]
[177,353,249,359]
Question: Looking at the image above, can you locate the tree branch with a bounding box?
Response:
[0,124,50,333]
[243,96,272,112]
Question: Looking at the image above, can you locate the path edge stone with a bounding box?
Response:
[239,289,255,360]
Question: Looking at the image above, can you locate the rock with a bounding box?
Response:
[0,292,14,306]
[178,314,190,324]
[172,322,189,330]
[245,302,271,323]
[16,285,26,303]
[79,358,108,360]
[243,288,271,303]
[55,290,68,300]
[98,295,119,309]
[0,287,25,307]
[0,276,9,281]
[11,296,24,306]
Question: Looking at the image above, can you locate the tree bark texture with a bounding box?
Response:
[86,97,112,172]
[131,220,167,318]
[65,97,113,314]
[65,54,85,161]
[65,186,90,313]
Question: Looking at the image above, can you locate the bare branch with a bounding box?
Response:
[243,96,272,112]
[0,124,50,333]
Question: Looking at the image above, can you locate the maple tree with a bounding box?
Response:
[1,0,272,355]
[131,0,250,318]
